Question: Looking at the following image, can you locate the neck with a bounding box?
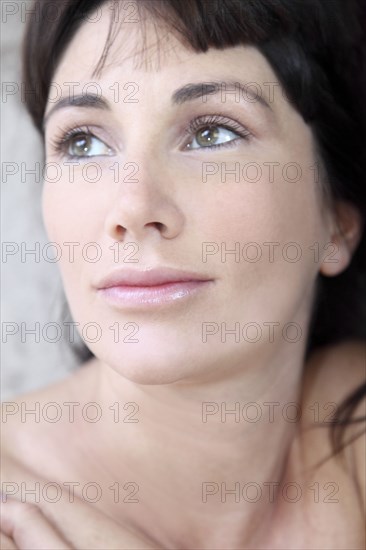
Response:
[75,340,307,548]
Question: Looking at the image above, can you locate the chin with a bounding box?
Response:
[91,343,204,386]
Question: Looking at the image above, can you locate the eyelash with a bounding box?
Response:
[49,115,251,159]
[49,125,95,159]
[184,114,251,151]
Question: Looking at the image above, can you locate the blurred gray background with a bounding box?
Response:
[1,2,83,399]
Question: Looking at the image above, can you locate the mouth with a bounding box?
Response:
[98,281,212,307]
[95,267,214,308]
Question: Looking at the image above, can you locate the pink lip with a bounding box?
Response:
[94,267,214,308]
[95,267,213,288]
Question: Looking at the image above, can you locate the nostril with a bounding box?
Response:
[115,225,126,238]
[152,222,165,232]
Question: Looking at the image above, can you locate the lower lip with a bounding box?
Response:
[97,281,213,308]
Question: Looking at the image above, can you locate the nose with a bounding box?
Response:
[104,162,185,243]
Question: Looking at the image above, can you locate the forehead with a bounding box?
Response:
[52,2,278,89]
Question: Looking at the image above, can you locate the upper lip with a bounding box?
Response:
[95,267,214,289]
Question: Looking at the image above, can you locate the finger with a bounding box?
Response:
[2,458,159,549]
[38,494,159,550]
[0,497,72,550]
[0,532,18,550]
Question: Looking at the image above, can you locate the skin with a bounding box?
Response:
[1,2,365,548]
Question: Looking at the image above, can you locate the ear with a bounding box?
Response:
[320,201,364,276]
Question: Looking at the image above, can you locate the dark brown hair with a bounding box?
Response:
[22,0,366,456]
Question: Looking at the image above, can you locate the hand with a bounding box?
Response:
[1,493,161,550]
[1,496,70,549]
[0,531,17,550]
[1,460,160,550]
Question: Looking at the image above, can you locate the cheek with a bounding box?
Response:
[199,160,324,249]
[41,164,110,243]
[41,176,104,309]
[194,153,327,324]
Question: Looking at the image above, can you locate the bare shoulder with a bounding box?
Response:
[1,379,69,483]
[301,339,366,506]
[1,359,98,475]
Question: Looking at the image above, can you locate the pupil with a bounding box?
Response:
[73,135,90,154]
[197,126,219,146]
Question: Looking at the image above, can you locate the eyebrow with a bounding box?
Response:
[43,80,272,129]
[171,80,272,111]
[43,94,110,130]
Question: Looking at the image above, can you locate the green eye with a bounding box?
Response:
[187,125,240,150]
[68,134,113,157]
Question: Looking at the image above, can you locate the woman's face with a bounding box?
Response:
[43,3,332,384]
